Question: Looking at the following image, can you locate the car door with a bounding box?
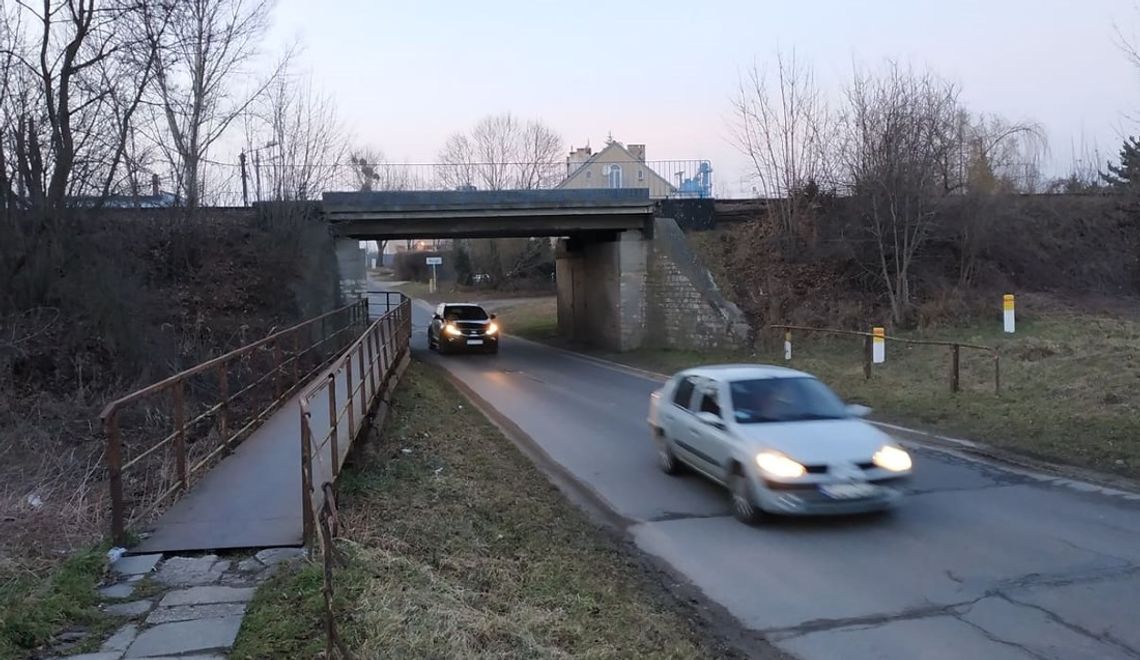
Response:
[686,379,734,483]
[660,377,703,466]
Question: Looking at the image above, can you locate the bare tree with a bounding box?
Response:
[838,63,962,324]
[1,0,156,211]
[252,74,345,201]
[143,0,283,209]
[731,49,833,251]
[438,113,562,190]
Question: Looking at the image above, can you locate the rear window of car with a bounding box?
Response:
[672,377,696,409]
[444,305,488,321]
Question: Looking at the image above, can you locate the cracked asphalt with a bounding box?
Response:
[398,297,1140,660]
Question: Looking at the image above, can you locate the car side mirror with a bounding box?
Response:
[846,404,872,419]
[432,313,441,321]
[490,313,497,320]
[696,411,726,430]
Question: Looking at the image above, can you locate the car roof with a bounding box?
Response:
[441,303,486,309]
[676,364,812,381]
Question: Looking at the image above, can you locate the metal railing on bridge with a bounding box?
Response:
[184,158,718,206]
[298,294,412,655]
[299,294,411,546]
[100,300,371,543]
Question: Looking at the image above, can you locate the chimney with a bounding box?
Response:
[566,145,593,175]
[151,173,160,197]
[627,144,646,162]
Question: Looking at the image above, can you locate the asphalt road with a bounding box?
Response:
[405,299,1140,660]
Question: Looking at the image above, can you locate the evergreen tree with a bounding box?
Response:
[1101,136,1140,188]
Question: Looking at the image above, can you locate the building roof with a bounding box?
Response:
[556,141,676,193]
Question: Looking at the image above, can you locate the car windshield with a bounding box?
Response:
[728,377,849,424]
[444,305,488,321]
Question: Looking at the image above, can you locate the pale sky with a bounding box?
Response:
[268,0,1137,196]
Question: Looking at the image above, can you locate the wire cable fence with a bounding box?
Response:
[184,158,718,207]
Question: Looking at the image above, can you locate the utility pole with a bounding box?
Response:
[239,151,249,206]
[254,153,262,203]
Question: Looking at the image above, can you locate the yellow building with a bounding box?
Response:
[556,140,677,199]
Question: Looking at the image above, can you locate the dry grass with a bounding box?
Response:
[233,362,726,659]
[487,297,558,341]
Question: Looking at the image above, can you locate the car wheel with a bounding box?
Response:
[655,433,682,476]
[487,344,499,355]
[730,471,764,525]
[426,332,435,350]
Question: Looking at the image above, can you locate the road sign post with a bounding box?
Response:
[426,256,442,294]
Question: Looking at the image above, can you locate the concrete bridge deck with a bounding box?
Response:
[323,189,654,239]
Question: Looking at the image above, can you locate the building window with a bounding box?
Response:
[608,164,623,188]
[638,169,645,182]
[585,170,591,179]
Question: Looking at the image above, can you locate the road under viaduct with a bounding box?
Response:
[323,189,750,352]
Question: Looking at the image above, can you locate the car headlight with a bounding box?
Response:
[873,444,912,472]
[444,323,462,337]
[755,451,806,478]
[485,322,499,335]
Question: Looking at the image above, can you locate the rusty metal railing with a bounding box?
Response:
[769,324,1001,394]
[300,294,412,546]
[100,300,370,544]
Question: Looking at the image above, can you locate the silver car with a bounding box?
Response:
[647,364,913,524]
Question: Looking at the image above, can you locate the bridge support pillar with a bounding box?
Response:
[556,218,752,353]
[335,238,367,302]
[555,230,647,352]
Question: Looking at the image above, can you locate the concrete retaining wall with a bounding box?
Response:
[644,217,751,350]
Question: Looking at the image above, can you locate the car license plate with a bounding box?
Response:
[466,339,484,346]
[821,483,877,499]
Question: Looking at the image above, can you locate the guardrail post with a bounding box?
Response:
[357,343,367,413]
[380,319,390,371]
[218,364,230,450]
[366,328,378,401]
[105,412,126,544]
[301,405,314,546]
[345,358,355,451]
[173,380,189,491]
[950,344,961,393]
[863,335,873,380]
[327,373,339,477]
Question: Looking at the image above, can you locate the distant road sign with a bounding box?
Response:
[426,257,443,265]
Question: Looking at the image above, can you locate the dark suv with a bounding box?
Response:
[427,303,500,354]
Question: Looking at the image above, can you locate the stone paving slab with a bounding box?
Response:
[111,554,162,576]
[74,550,305,660]
[123,616,244,658]
[100,624,138,653]
[254,547,306,566]
[158,585,255,607]
[153,556,228,587]
[103,600,152,618]
[146,602,247,625]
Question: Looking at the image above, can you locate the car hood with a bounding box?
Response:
[733,419,893,465]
